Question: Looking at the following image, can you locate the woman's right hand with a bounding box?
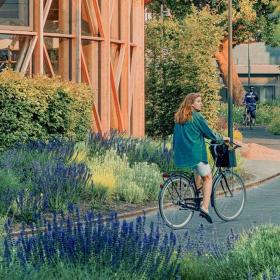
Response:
[223,136,230,142]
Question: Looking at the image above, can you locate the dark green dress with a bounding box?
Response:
[173,111,223,168]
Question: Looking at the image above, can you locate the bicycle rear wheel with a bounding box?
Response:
[159,175,195,230]
[213,170,246,221]
[249,113,252,129]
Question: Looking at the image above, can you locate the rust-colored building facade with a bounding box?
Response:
[0,0,146,137]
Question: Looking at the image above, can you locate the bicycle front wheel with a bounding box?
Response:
[159,175,195,230]
[213,170,246,221]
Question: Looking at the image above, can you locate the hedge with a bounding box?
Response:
[145,8,224,139]
[0,70,93,150]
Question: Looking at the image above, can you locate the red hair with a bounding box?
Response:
[174,93,201,124]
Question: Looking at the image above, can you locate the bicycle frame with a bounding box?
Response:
[175,167,233,212]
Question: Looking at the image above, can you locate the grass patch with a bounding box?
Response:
[180,224,280,280]
[0,260,150,280]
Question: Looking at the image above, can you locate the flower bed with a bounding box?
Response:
[2,207,180,280]
[1,209,279,279]
[0,131,247,224]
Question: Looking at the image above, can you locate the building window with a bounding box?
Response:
[44,37,70,79]
[0,0,31,28]
[260,86,275,103]
[0,34,31,73]
[44,0,70,34]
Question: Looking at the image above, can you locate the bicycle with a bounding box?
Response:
[158,141,246,229]
[243,104,256,129]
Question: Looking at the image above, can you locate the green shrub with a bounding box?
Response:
[85,149,162,204]
[256,102,280,125]
[218,103,244,127]
[0,140,91,222]
[0,70,93,150]
[87,132,175,172]
[180,224,280,280]
[145,8,224,138]
[116,180,146,203]
[219,102,280,126]
[267,115,280,135]
[0,169,21,215]
[130,162,162,200]
[217,224,280,279]
[0,261,149,280]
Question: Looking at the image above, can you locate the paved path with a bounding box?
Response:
[127,177,280,251]
[239,125,280,150]
[239,126,280,183]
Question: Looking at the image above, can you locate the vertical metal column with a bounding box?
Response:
[248,42,251,88]
[228,0,233,143]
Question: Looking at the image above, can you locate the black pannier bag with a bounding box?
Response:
[209,141,237,168]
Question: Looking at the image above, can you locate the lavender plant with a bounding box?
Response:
[3,207,181,279]
[0,139,92,222]
[87,131,175,172]
[30,159,92,211]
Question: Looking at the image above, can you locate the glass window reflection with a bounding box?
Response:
[0,0,30,27]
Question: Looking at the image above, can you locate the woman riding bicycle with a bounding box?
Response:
[173,93,229,223]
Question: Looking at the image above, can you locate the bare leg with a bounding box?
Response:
[200,173,213,213]
[194,174,202,190]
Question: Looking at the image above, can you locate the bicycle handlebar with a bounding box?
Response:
[206,140,242,149]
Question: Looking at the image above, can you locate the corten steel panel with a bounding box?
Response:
[0,0,145,137]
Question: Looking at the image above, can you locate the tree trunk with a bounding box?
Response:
[215,39,244,105]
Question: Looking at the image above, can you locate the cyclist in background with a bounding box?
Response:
[243,86,259,125]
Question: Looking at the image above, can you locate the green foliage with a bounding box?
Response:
[0,148,49,218]
[87,132,175,172]
[85,149,162,204]
[268,115,280,135]
[219,103,245,125]
[0,140,91,222]
[145,19,182,138]
[116,161,162,203]
[146,0,227,19]
[145,8,223,138]
[180,224,280,280]
[0,169,21,215]
[257,103,280,125]
[219,102,280,126]
[221,224,280,279]
[116,180,146,204]
[0,70,93,150]
[0,261,150,280]
[147,0,280,46]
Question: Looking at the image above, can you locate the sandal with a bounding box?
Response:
[199,208,213,224]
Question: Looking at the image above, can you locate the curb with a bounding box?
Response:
[9,171,280,238]
[116,171,280,221]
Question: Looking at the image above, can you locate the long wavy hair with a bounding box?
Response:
[174,93,201,124]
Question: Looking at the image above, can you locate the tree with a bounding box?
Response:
[145,8,223,138]
[146,0,280,103]
[145,20,183,138]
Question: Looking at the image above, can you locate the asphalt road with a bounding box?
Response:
[239,126,280,150]
[127,176,280,251]
[125,125,280,252]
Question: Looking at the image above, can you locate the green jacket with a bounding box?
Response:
[173,111,223,168]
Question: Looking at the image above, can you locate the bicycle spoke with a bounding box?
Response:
[159,176,195,229]
[213,171,246,221]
